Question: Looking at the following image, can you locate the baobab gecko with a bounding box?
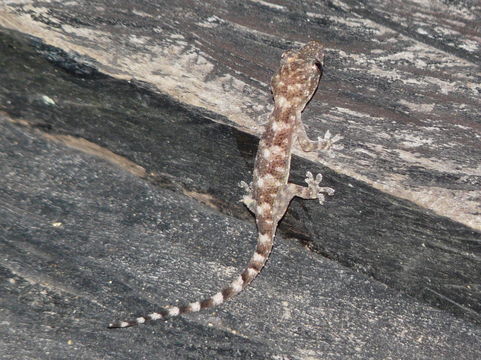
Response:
[108,40,342,328]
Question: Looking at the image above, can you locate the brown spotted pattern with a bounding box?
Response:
[108,41,339,328]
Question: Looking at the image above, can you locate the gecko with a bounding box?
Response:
[108,40,342,328]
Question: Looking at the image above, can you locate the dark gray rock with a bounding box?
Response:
[0,1,480,358]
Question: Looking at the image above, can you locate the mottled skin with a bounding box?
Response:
[108,41,342,328]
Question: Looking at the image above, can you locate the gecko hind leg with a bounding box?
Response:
[303,171,335,204]
[239,181,257,214]
[272,171,335,224]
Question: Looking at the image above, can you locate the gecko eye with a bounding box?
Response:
[310,62,321,73]
[314,61,323,72]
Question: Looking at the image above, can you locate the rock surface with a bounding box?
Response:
[0,1,480,359]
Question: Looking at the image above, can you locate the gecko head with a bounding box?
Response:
[271,41,325,109]
[297,40,325,66]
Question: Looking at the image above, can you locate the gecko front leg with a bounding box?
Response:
[297,120,344,154]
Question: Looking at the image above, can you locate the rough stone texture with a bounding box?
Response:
[0,1,480,359]
[1,0,479,231]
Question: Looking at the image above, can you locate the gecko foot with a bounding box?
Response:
[239,181,256,213]
[305,171,335,205]
[316,130,344,155]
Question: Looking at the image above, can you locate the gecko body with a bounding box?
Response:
[108,41,341,328]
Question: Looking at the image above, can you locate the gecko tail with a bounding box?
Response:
[108,230,273,329]
[108,309,170,328]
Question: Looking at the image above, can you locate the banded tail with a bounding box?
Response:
[108,230,273,328]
